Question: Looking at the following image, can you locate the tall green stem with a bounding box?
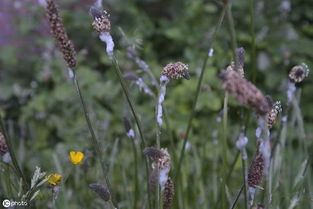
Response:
[72,70,117,209]
[250,0,257,82]
[0,119,28,192]
[175,2,228,181]
[221,92,229,209]
[130,137,139,209]
[226,3,238,69]
[110,56,153,209]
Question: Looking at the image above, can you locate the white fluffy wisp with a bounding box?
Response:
[287,81,296,103]
[126,129,135,139]
[99,32,115,60]
[208,48,214,57]
[135,78,154,96]
[159,166,170,191]
[256,117,271,175]
[236,133,248,160]
[157,75,170,127]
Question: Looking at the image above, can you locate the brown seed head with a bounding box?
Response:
[92,16,111,33]
[143,147,171,169]
[89,183,111,201]
[220,70,271,115]
[248,153,264,188]
[143,147,164,161]
[267,101,282,129]
[163,177,174,209]
[162,62,190,80]
[45,0,76,68]
[0,132,8,155]
[289,64,309,83]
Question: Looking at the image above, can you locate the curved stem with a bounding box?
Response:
[130,137,139,209]
[229,184,244,209]
[175,2,228,181]
[221,92,229,209]
[250,0,257,82]
[72,70,117,209]
[0,119,28,191]
[110,56,153,209]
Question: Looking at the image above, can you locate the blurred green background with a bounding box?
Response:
[0,0,312,208]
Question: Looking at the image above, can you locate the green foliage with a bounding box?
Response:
[0,0,312,208]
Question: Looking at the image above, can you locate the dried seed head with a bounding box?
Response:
[143,147,171,169]
[143,147,164,161]
[289,64,309,83]
[220,70,271,115]
[248,153,264,188]
[45,0,76,68]
[156,148,171,169]
[92,16,111,33]
[0,132,8,155]
[267,101,282,129]
[89,183,111,201]
[90,7,111,33]
[162,62,190,80]
[163,177,175,209]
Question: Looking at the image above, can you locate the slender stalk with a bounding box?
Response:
[217,4,244,208]
[0,119,28,191]
[71,70,117,209]
[110,55,153,209]
[221,92,229,209]
[175,1,228,181]
[130,137,139,209]
[229,184,244,209]
[250,0,257,82]
[111,57,146,147]
[226,151,240,181]
[155,97,161,209]
[242,157,249,209]
[226,3,238,69]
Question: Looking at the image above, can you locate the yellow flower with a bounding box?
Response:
[69,151,84,165]
[48,174,62,186]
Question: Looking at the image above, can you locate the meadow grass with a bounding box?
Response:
[0,1,312,209]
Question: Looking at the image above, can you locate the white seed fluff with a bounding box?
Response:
[99,32,115,60]
[157,76,169,127]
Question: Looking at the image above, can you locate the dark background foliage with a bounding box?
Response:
[0,0,312,208]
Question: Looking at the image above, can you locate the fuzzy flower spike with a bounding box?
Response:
[287,63,310,102]
[220,68,271,115]
[157,62,189,126]
[143,147,174,209]
[45,0,76,68]
[90,6,114,59]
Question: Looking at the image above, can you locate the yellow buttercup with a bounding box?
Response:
[69,151,85,165]
[48,174,62,186]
